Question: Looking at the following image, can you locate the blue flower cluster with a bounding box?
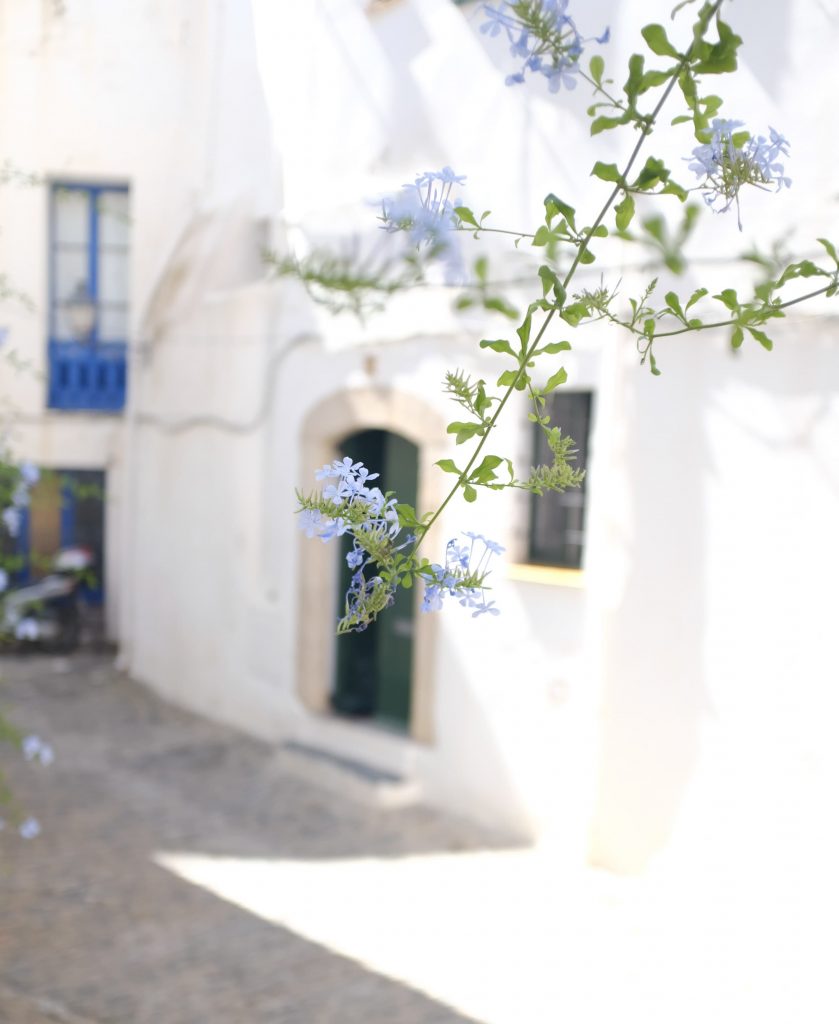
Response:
[481,1,609,93]
[379,167,466,281]
[421,532,504,618]
[300,457,400,545]
[298,458,408,633]
[298,462,505,630]
[688,120,791,227]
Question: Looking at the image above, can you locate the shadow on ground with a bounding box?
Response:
[0,653,502,1024]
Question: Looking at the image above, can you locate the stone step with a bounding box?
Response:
[271,740,422,809]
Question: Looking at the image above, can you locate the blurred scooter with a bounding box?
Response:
[0,547,94,652]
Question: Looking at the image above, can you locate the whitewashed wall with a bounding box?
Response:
[127,0,839,872]
[4,0,836,873]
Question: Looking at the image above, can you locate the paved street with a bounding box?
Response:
[0,654,492,1024]
[4,654,835,1024]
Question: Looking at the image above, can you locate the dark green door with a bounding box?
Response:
[332,430,417,731]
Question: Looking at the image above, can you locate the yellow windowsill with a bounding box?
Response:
[506,563,585,588]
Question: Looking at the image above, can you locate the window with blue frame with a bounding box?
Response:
[49,183,129,411]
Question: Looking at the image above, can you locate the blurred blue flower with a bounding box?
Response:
[22,734,55,766]
[481,1,608,93]
[19,817,40,839]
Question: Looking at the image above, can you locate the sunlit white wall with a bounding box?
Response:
[4,0,835,872]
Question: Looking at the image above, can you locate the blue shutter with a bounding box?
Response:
[48,183,129,412]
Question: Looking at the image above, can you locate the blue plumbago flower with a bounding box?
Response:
[317,516,350,543]
[22,734,55,766]
[688,120,791,229]
[11,482,30,507]
[298,460,410,632]
[379,167,466,282]
[298,508,325,538]
[421,533,505,618]
[19,461,39,487]
[2,505,21,537]
[340,569,396,634]
[346,547,365,570]
[481,1,608,93]
[18,816,41,840]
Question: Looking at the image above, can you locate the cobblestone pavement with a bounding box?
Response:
[0,654,495,1024]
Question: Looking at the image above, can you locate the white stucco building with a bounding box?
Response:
[1,0,837,875]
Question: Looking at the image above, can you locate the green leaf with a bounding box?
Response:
[497,369,521,388]
[746,326,773,351]
[640,69,673,90]
[516,310,533,349]
[648,350,662,376]
[435,459,461,475]
[463,484,477,503]
[544,193,576,229]
[730,325,744,349]
[659,179,688,201]
[817,238,839,265]
[474,255,488,282]
[641,23,680,57]
[642,215,666,244]
[533,340,572,355]
[685,287,708,311]
[615,193,635,231]
[543,367,568,393]
[589,54,605,84]
[560,302,589,326]
[454,295,474,310]
[395,503,420,528]
[454,206,478,228]
[634,156,670,191]
[474,381,491,418]
[715,288,740,311]
[777,260,828,286]
[692,17,742,74]
[447,421,484,445]
[479,338,517,358]
[664,291,684,320]
[538,264,561,299]
[483,296,519,319]
[470,455,504,485]
[623,53,645,99]
[592,161,624,184]
[590,114,628,136]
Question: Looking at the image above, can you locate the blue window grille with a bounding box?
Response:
[48,183,129,411]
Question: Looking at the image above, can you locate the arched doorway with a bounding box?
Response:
[331,429,418,732]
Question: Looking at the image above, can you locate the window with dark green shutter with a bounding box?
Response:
[528,391,592,569]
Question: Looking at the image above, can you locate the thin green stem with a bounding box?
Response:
[413,1,724,556]
[454,225,536,240]
[646,282,837,340]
